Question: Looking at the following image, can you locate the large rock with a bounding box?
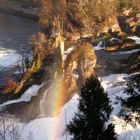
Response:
[64,42,96,90]
[105,38,122,51]
[127,51,140,72]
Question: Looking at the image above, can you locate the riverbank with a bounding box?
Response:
[0,0,39,20]
[0,12,39,94]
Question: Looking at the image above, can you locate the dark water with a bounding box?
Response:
[0,12,39,84]
[0,12,39,54]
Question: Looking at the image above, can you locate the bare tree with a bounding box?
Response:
[0,112,21,140]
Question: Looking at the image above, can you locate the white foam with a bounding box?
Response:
[100,73,140,140]
[128,36,140,44]
[21,74,130,140]
[22,94,79,140]
[1,73,140,140]
[94,41,105,50]
[0,84,42,108]
[0,47,21,67]
[64,47,74,60]
[118,126,140,140]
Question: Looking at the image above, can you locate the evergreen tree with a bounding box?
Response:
[123,72,140,125]
[124,73,140,112]
[67,75,116,140]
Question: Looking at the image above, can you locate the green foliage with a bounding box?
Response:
[67,75,116,140]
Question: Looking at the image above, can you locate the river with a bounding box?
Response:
[0,12,140,140]
[0,12,39,85]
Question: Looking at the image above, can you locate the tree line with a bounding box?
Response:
[39,0,140,36]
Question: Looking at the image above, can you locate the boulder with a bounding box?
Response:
[128,51,140,72]
[117,31,128,39]
[64,42,96,89]
[105,38,122,52]
[105,44,120,52]
[105,37,138,52]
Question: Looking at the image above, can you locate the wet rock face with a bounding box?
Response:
[77,44,96,82]
[128,51,140,72]
[64,43,96,90]
[105,38,138,52]
[93,11,140,53]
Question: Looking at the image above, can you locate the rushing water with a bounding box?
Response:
[0,12,39,83]
[0,12,39,54]
[0,12,140,140]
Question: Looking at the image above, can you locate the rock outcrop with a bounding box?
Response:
[64,42,96,93]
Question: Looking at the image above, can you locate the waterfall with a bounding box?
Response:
[60,39,65,69]
[0,84,42,108]
[39,89,49,117]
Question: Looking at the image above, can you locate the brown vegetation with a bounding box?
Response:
[2,0,140,96]
[3,33,48,94]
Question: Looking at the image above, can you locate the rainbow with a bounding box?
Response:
[48,77,67,140]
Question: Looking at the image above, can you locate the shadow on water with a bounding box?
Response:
[0,12,39,85]
[0,12,39,54]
